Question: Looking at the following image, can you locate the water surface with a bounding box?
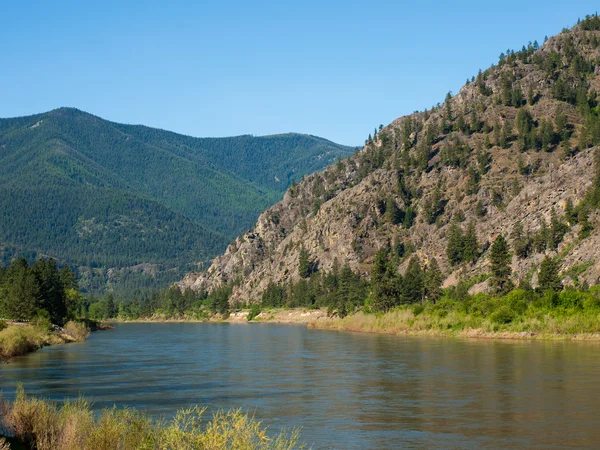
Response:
[2,323,600,448]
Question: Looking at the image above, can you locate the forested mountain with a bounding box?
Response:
[179,15,600,308]
[0,108,353,296]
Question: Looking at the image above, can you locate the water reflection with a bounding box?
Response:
[2,324,600,448]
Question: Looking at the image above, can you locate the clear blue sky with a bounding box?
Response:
[0,1,596,146]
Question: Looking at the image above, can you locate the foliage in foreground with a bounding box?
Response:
[0,387,303,450]
[314,287,600,337]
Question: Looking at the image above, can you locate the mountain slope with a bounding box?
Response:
[0,108,353,295]
[178,15,600,302]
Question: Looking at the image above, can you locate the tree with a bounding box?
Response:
[446,222,464,266]
[32,259,67,325]
[403,256,424,303]
[538,256,562,292]
[370,248,401,312]
[1,258,39,321]
[462,221,479,264]
[511,222,530,259]
[385,197,403,225]
[298,246,311,278]
[424,258,443,303]
[548,208,568,249]
[516,108,534,151]
[489,234,513,295]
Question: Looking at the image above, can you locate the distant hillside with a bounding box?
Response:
[0,108,353,296]
[179,15,600,304]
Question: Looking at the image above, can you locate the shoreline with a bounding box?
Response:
[308,320,600,341]
[109,308,600,341]
[0,320,110,362]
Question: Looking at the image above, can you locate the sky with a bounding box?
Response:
[0,1,597,146]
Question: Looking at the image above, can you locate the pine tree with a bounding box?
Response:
[462,221,479,264]
[538,256,562,292]
[548,208,568,249]
[403,256,424,304]
[32,258,67,325]
[386,197,403,225]
[370,248,401,312]
[511,222,530,259]
[489,234,513,294]
[1,258,39,321]
[298,246,311,279]
[446,222,464,265]
[424,257,443,303]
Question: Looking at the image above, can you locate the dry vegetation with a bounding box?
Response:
[0,386,304,450]
[0,321,90,361]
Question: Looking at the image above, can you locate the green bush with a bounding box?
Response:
[503,289,532,315]
[0,320,6,331]
[32,314,53,332]
[583,295,600,310]
[412,304,425,316]
[490,305,516,324]
[247,304,262,321]
[557,290,587,309]
[469,296,500,317]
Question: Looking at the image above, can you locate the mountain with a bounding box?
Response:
[0,108,353,296]
[178,15,600,303]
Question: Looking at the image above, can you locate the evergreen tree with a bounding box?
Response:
[424,257,443,303]
[370,248,401,312]
[548,208,568,249]
[538,256,562,292]
[32,259,67,325]
[446,222,464,266]
[489,234,513,295]
[511,222,530,258]
[385,197,403,225]
[462,221,479,264]
[403,256,424,303]
[1,258,39,321]
[298,246,311,278]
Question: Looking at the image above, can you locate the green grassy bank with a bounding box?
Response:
[310,288,600,340]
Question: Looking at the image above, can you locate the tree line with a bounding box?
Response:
[0,257,79,325]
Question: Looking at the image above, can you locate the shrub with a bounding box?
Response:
[0,320,6,331]
[557,290,587,310]
[32,314,52,332]
[63,321,90,342]
[247,304,262,321]
[0,326,46,359]
[490,305,516,324]
[503,289,532,315]
[412,304,425,316]
[583,295,600,310]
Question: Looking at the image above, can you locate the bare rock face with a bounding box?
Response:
[178,23,600,302]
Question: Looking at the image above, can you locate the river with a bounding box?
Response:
[2,323,599,448]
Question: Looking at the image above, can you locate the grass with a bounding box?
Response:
[0,386,304,450]
[0,320,92,360]
[0,326,51,360]
[311,288,600,340]
[62,321,91,342]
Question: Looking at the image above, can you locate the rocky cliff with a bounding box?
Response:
[178,16,600,302]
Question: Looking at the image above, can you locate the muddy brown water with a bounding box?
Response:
[2,322,600,449]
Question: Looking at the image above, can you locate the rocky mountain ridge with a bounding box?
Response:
[178,16,600,303]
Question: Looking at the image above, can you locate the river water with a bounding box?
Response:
[1,323,600,449]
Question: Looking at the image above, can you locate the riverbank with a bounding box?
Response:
[309,299,600,341]
[0,320,103,361]
[0,387,302,450]
[112,308,330,325]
